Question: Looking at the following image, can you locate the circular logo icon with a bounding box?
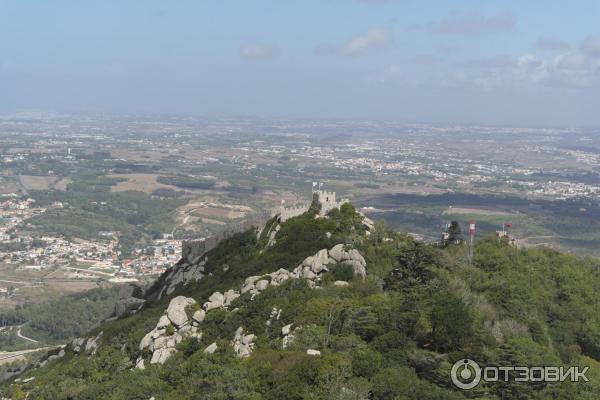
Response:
[451,359,482,390]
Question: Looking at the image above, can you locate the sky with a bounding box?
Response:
[1,0,600,126]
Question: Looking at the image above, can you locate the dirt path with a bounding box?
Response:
[16,323,40,344]
[0,347,55,365]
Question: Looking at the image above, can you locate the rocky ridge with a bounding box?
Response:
[153,192,374,302]
[136,243,367,366]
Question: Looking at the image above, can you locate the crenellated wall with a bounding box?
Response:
[272,190,348,222]
[313,190,348,216]
[276,204,310,222]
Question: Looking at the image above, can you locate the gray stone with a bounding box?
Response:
[151,347,176,364]
[208,291,224,304]
[174,334,183,345]
[72,337,85,353]
[117,282,145,299]
[348,249,366,266]
[204,342,218,354]
[156,315,171,329]
[223,289,240,305]
[153,336,168,350]
[302,256,314,268]
[334,280,349,286]
[328,244,346,262]
[244,276,261,286]
[242,334,256,345]
[362,216,375,230]
[255,280,269,291]
[306,349,321,356]
[302,269,317,280]
[192,309,206,324]
[85,334,101,355]
[282,323,293,336]
[270,269,290,285]
[151,329,164,339]
[237,344,252,358]
[135,356,145,369]
[342,260,366,278]
[241,282,255,294]
[233,326,244,341]
[282,334,294,349]
[113,297,145,318]
[166,296,196,328]
[204,300,221,311]
[179,324,191,335]
[311,249,329,273]
[140,331,153,350]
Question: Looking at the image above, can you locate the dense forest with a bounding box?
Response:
[4,203,600,399]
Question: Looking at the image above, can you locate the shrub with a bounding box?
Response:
[351,348,382,378]
[165,324,175,336]
[329,263,354,282]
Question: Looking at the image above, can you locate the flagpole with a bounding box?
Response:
[468,220,476,264]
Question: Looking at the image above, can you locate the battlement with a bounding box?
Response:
[275,204,311,222]
[272,190,348,223]
[313,190,336,203]
[313,190,348,216]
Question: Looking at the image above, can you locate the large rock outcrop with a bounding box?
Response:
[138,296,202,366]
[137,244,367,366]
[71,332,103,356]
[112,282,146,318]
[231,327,256,358]
[155,259,207,301]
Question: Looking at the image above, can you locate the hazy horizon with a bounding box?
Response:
[2,1,600,126]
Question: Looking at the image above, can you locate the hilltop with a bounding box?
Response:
[3,194,600,400]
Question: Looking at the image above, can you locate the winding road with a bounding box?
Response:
[16,322,40,344]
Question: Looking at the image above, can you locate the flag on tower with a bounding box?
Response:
[468,220,476,236]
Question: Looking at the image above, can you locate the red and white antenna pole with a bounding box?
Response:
[468,220,476,263]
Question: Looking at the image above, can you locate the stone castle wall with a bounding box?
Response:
[277,204,310,223]
[182,238,214,264]
[273,190,348,222]
[313,190,348,216]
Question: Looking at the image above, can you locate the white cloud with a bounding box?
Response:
[513,54,548,83]
[240,43,279,60]
[550,52,597,87]
[556,52,588,70]
[458,49,599,90]
[343,28,392,55]
[430,13,516,35]
[581,35,600,58]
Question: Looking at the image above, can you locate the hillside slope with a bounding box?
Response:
[3,201,600,399]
